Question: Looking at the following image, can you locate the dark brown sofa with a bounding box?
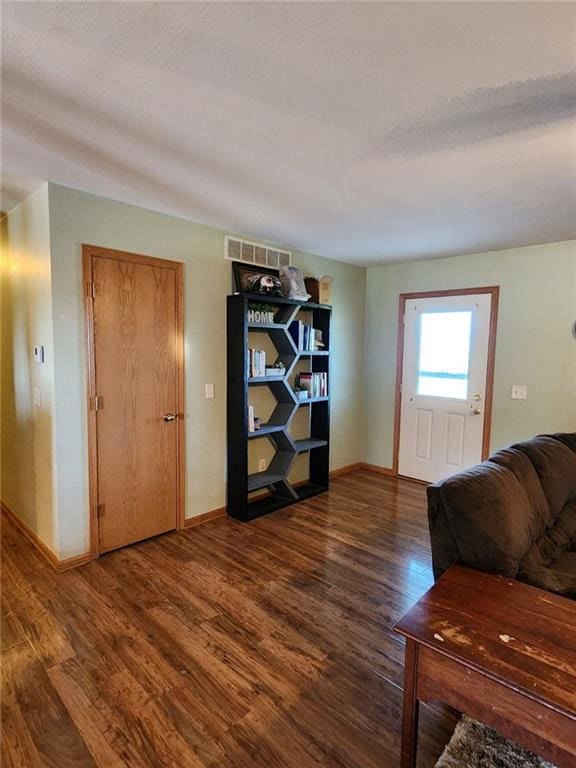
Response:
[427,433,576,598]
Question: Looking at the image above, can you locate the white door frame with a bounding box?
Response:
[393,286,499,480]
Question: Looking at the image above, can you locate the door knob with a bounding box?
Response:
[471,408,482,415]
[473,394,481,401]
[163,413,177,422]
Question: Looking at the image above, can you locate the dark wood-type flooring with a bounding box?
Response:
[1,470,457,767]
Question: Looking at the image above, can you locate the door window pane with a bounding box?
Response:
[417,311,471,399]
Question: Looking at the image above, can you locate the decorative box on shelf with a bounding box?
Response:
[304,275,333,306]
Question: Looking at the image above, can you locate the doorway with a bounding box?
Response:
[395,287,498,483]
[83,245,184,555]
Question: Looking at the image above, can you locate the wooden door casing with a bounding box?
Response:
[83,245,184,556]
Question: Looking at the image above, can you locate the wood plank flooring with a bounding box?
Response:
[1,470,457,767]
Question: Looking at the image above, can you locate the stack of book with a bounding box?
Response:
[298,372,328,398]
[248,349,266,378]
[289,321,325,352]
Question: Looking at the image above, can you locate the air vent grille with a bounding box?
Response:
[225,235,291,270]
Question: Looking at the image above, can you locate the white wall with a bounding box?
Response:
[364,240,576,468]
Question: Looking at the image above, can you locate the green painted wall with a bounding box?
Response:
[1,184,59,552]
[364,240,576,468]
[47,184,366,557]
[3,180,574,560]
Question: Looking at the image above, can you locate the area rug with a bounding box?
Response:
[436,715,558,768]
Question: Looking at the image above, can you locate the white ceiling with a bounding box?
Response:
[2,1,575,266]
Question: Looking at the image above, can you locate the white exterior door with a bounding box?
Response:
[398,293,492,483]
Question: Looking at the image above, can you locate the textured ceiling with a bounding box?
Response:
[2,1,575,265]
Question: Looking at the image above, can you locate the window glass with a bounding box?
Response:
[417,311,472,399]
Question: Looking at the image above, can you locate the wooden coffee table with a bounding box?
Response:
[394,565,576,768]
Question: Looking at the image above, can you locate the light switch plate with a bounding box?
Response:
[511,384,528,400]
[205,383,214,399]
[33,345,44,363]
[32,387,41,407]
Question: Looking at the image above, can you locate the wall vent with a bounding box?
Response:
[225,235,291,270]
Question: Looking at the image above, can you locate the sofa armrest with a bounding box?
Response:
[427,484,462,581]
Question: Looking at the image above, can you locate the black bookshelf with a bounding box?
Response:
[227,293,331,521]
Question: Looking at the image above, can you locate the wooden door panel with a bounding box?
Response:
[93,256,178,553]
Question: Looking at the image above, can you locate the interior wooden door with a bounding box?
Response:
[85,246,184,554]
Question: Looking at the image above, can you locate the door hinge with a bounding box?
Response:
[90,395,104,411]
[96,503,105,518]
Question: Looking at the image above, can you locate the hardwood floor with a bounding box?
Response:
[1,470,457,767]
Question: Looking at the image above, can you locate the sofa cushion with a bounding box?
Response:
[486,447,549,534]
[435,460,541,577]
[518,498,576,589]
[551,432,576,454]
[512,436,576,525]
[518,549,576,598]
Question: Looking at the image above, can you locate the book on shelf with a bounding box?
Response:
[289,321,325,352]
[247,348,266,377]
[298,372,328,398]
[288,320,303,350]
[248,405,255,432]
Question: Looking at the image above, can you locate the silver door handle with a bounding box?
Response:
[473,394,481,401]
[471,408,482,415]
[163,413,178,422]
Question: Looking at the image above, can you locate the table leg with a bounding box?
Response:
[401,638,420,768]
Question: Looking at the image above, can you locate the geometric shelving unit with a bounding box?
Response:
[227,292,331,521]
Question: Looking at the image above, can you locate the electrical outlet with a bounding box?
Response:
[32,387,41,408]
[511,384,528,400]
[205,383,214,399]
[258,458,266,472]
